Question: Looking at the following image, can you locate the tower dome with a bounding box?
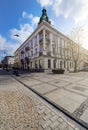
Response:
[38,8,51,25]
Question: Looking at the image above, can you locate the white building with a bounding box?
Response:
[16,8,88,72]
[2,56,14,68]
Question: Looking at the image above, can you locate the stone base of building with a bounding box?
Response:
[29,68,44,73]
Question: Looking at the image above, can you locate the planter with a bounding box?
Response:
[52,69,65,74]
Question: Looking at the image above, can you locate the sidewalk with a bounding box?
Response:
[16,72,88,129]
[0,75,84,130]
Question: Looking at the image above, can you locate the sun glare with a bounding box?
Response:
[82,43,88,50]
[81,31,88,50]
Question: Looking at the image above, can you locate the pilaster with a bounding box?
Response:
[37,34,39,56]
[33,38,35,58]
[50,33,53,56]
[43,29,46,55]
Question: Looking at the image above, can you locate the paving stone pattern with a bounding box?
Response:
[0,76,82,130]
[73,98,88,118]
[17,72,88,127]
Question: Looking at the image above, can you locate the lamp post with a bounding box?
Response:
[14,34,19,37]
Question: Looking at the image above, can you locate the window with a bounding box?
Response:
[62,39,65,48]
[60,47,62,56]
[35,36,37,43]
[35,48,37,55]
[30,62,32,68]
[31,51,33,56]
[60,61,62,69]
[35,61,37,68]
[64,61,66,68]
[67,62,69,71]
[52,34,55,42]
[48,59,51,68]
[39,46,43,52]
[53,60,56,68]
[39,60,42,68]
[70,62,71,68]
[72,62,74,67]
[53,48,55,55]
[31,41,33,48]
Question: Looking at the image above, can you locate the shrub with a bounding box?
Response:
[52,69,65,74]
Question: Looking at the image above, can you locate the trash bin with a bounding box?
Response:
[15,70,19,76]
[13,68,19,76]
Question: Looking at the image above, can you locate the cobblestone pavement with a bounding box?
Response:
[16,72,88,128]
[0,75,84,130]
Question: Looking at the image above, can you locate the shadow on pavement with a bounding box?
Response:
[0,68,31,76]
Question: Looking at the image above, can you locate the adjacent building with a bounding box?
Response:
[14,8,88,72]
[14,48,19,68]
[2,56,14,68]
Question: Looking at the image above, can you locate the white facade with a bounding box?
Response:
[2,56,14,68]
[17,21,88,72]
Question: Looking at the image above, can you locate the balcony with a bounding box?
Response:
[45,37,50,42]
[39,35,43,41]
[39,52,43,56]
[34,43,38,48]
[65,47,70,51]
[52,43,56,48]
[25,46,30,51]
[65,56,71,60]
[21,59,24,63]
[46,51,51,56]
[39,38,43,45]
[25,57,29,62]
[21,50,24,54]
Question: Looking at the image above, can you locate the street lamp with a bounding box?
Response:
[14,34,19,37]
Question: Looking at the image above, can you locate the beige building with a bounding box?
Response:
[14,48,19,68]
[14,8,88,72]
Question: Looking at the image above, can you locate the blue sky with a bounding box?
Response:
[0,0,88,61]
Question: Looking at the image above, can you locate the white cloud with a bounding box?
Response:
[10,12,40,43]
[22,11,27,19]
[0,35,19,55]
[37,0,88,23]
[53,0,88,23]
[73,0,88,23]
[0,12,40,57]
[29,14,40,26]
[10,23,34,43]
[68,25,88,50]
[0,35,7,50]
[80,25,88,49]
[22,11,33,19]
[52,0,63,17]
[37,0,53,7]
[22,11,40,26]
[50,19,55,27]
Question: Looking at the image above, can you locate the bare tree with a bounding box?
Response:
[69,26,84,72]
